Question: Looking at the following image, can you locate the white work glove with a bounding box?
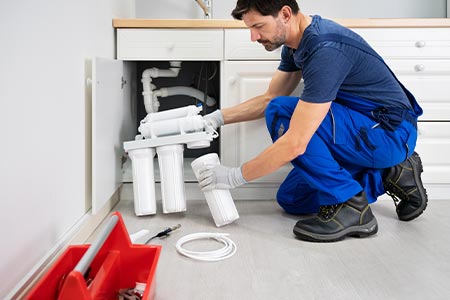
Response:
[198,164,247,191]
[203,110,224,130]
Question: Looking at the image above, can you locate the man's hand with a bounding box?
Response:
[203,110,224,130]
[198,164,247,191]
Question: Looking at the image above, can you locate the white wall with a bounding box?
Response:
[136,0,447,19]
[0,0,134,298]
[0,0,445,298]
[300,0,447,19]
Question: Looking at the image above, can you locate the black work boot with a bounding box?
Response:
[383,151,428,221]
[293,191,378,242]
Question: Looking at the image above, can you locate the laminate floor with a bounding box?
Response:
[109,197,450,300]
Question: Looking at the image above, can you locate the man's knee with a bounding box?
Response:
[265,96,298,138]
[264,96,286,121]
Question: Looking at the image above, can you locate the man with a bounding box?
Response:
[198,0,428,242]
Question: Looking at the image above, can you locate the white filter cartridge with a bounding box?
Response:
[143,105,202,123]
[128,148,157,216]
[139,115,205,139]
[156,144,187,213]
[191,153,239,227]
[203,190,240,227]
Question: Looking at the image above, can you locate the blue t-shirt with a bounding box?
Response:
[279,15,412,110]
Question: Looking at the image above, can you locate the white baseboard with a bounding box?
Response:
[8,189,120,300]
[120,182,281,201]
[121,181,450,202]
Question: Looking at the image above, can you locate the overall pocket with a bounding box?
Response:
[327,105,351,145]
[370,123,415,169]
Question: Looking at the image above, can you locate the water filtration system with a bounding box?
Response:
[123,62,239,227]
[124,105,217,216]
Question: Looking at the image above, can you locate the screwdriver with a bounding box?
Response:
[145,224,181,244]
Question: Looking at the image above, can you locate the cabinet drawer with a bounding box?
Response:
[117,29,224,61]
[353,28,450,59]
[224,29,282,60]
[416,122,450,184]
[225,28,450,60]
[387,59,450,121]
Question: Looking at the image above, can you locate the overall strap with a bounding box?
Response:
[305,33,422,117]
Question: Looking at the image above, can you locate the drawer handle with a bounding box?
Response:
[414,64,425,72]
[415,40,426,48]
[167,44,175,51]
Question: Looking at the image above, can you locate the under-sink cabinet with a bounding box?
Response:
[98,26,450,212]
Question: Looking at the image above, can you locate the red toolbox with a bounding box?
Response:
[25,212,161,300]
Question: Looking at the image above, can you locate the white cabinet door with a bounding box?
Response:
[222,61,303,183]
[92,57,136,213]
[416,122,450,185]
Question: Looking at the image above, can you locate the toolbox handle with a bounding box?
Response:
[74,214,119,275]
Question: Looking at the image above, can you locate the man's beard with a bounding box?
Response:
[257,21,286,51]
[258,38,284,51]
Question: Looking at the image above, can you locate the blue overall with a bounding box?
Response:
[266,33,423,215]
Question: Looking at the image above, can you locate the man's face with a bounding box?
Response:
[242,9,286,51]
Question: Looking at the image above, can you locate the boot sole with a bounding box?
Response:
[293,218,378,243]
[398,152,428,222]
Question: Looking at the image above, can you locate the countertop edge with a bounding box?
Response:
[113,18,450,29]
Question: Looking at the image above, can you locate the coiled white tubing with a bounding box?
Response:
[175,233,237,262]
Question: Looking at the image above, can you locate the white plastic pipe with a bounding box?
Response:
[142,61,181,79]
[142,82,158,113]
[142,77,157,113]
[142,61,182,113]
[155,86,216,107]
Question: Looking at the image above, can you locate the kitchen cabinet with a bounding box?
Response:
[111,21,450,205]
[223,27,450,200]
[114,28,225,201]
[352,27,450,200]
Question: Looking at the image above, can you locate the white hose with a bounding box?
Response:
[175,233,237,262]
[159,86,217,107]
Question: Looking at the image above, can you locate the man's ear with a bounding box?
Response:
[280,5,292,23]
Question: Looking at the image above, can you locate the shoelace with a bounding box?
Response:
[385,180,410,209]
[318,204,340,219]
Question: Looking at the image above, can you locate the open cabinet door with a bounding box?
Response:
[92,57,136,214]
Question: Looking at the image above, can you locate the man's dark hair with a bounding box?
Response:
[231,0,300,20]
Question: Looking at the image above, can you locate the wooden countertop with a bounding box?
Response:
[113,18,450,29]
